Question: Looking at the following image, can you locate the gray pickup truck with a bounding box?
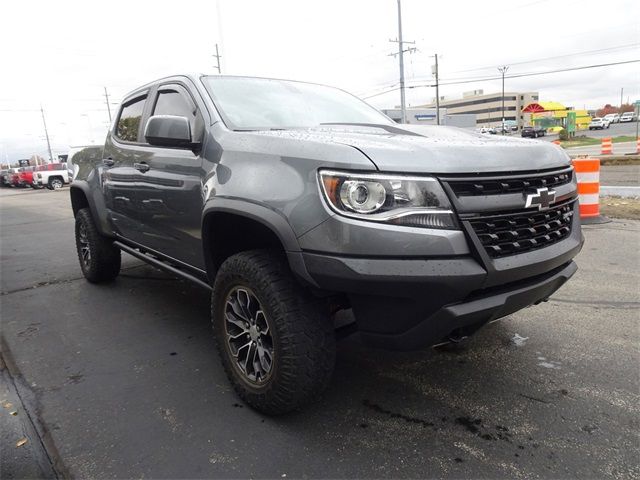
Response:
[70,74,582,414]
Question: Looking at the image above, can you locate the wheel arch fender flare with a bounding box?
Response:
[69,181,113,237]
[201,199,318,287]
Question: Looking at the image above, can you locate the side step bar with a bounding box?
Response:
[113,241,212,291]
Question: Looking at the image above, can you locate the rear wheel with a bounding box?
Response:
[212,250,336,415]
[74,208,121,283]
[48,178,64,190]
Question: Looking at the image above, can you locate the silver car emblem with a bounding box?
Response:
[525,187,556,210]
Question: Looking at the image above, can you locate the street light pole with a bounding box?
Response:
[498,66,509,134]
[434,53,440,125]
[40,104,54,163]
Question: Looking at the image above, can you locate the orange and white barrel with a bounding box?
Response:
[601,137,612,155]
[572,158,600,219]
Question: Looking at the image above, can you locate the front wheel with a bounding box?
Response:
[212,250,336,415]
[75,208,121,283]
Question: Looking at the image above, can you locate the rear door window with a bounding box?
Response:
[116,96,147,142]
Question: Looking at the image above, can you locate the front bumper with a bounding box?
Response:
[299,203,583,350]
[304,253,578,350]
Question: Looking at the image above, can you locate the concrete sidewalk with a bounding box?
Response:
[566,141,638,157]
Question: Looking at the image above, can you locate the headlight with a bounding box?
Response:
[319,170,458,229]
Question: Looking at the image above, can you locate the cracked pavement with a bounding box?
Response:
[1,187,639,479]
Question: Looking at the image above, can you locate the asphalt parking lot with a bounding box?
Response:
[1,187,639,479]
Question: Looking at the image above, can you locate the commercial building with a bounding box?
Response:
[418,89,539,129]
[382,108,476,129]
[522,102,591,131]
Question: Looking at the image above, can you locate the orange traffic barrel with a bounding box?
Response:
[572,158,608,224]
[601,137,612,155]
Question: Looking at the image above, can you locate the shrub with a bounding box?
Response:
[559,128,569,141]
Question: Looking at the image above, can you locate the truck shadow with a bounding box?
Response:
[107,263,572,475]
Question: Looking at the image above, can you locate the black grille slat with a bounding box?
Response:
[469,202,574,258]
[449,170,572,197]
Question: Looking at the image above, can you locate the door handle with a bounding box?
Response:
[102,158,114,167]
[134,162,150,173]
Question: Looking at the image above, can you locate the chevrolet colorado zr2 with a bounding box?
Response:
[70,74,583,414]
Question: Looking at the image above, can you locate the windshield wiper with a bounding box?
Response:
[319,122,423,136]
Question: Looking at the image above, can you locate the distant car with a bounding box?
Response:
[589,118,610,130]
[521,126,546,138]
[477,126,497,135]
[2,168,17,187]
[620,112,637,123]
[603,113,620,124]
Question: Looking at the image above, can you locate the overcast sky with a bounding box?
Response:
[1,0,638,162]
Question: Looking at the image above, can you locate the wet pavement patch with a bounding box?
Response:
[362,399,434,427]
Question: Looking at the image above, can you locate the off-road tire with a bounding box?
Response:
[212,250,336,415]
[75,208,121,283]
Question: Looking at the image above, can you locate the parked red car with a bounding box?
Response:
[10,168,24,187]
[17,166,37,188]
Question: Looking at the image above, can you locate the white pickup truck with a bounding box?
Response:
[32,163,70,190]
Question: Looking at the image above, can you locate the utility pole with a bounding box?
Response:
[498,66,509,134]
[433,54,440,125]
[213,43,222,74]
[104,87,112,123]
[620,87,624,107]
[40,104,54,163]
[388,0,415,124]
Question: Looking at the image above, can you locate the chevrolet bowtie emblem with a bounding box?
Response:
[525,187,556,210]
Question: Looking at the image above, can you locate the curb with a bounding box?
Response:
[600,186,640,198]
[581,215,611,225]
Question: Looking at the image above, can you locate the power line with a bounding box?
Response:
[370,42,639,88]
[362,59,640,99]
[446,43,640,75]
[435,59,640,86]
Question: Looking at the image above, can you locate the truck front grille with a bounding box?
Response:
[468,201,574,258]
[448,168,572,196]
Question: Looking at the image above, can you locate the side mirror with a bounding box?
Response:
[144,115,194,148]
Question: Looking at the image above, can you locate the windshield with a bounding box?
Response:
[202,76,392,130]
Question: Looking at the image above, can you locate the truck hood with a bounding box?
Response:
[253,124,570,173]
